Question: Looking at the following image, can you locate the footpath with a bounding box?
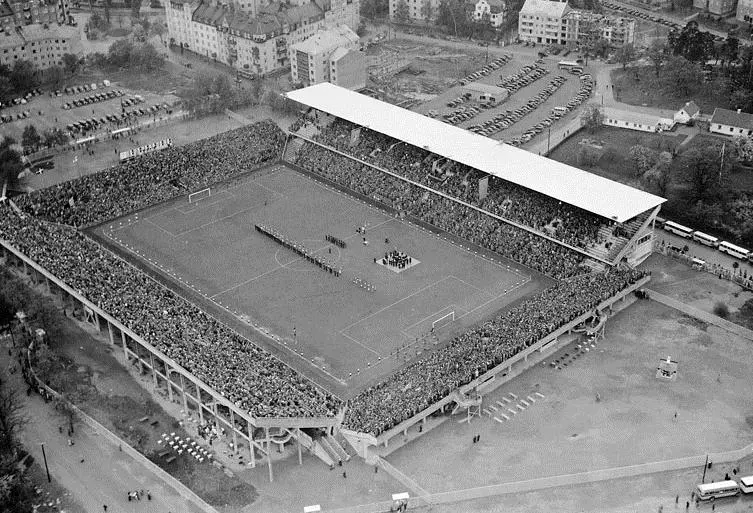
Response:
[2,344,215,513]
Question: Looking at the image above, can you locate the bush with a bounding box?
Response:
[713,301,730,319]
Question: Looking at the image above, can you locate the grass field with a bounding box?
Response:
[94,164,542,397]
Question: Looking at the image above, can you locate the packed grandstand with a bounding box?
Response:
[0,107,654,439]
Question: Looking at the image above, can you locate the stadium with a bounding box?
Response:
[0,83,665,486]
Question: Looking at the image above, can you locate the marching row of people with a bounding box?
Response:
[255,224,342,276]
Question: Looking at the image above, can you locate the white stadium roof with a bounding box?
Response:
[285,83,666,223]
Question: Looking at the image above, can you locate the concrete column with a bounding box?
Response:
[196,382,204,424]
[179,374,188,413]
[150,353,158,389]
[231,410,238,454]
[121,331,128,361]
[266,427,273,482]
[45,276,50,294]
[249,421,255,468]
[94,310,100,331]
[166,368,173,402]
[297,431,302,465]
[107,321,115,346]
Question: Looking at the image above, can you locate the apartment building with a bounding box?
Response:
[0,0,70,29]
[0,22,72,68]
[388,0,441,22]
[518,0,570,45]
[290,24,364,89]
[564,10,635,47]
[694,0,737,17]
[166,0,359,75]
[472,0,509,27]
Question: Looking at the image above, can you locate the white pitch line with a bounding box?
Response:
[535,392,545,398]
[493,416,504,424]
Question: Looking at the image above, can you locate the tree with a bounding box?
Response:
[361,0,389,18]
[150,21,166,44]
[10,60,36,92]
[108,39,134,66]
[131,24,147,43]
[420,0,434,21]
[131,0,142,19]
[629,144,658,176]
[0,138,23,191]
[394,0,409,22]
[0,378,25,458]
[642,151,672,197]
[732,135,753,163]
[647,40,667,76]
[730,88,753,113]
[659,56,701,97]
[616,43,635,70]
[580,104,603,133]
[577,145,601,167]
[53,395,78,436]
[680,143,731,201]
[104,0,111,23]
[62,53,80,75]
[21,125,41,151]
[44,65,64,87]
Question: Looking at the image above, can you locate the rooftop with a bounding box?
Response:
[520,0,570,18]
[710,107,753,129]
[679,101,700,117]
[286,83,665,223]
[291,24,358,54]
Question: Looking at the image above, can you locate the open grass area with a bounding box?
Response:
[611,67,730,113]
[95,163,542,396]
[547,125,683,186]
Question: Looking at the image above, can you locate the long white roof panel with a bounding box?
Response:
[285,83,665,223]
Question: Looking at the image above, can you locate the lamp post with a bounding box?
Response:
[40,443,51,483]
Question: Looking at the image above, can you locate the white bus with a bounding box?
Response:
[558,60,580,70]
[696,480,740,501]
[740,475,753,494]
[663,220,693,238]
[718,241,750,260]
[692,231,719,247]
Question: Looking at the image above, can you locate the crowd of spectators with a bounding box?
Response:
[294,141,587,279]
[0,210,341,419]
[344,268,648,436]
[306,119,605,253]
[15,120,285,228]
[0,116,649,437]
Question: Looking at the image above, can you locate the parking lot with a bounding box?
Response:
[0,78,180,150]
[412,52,594,147]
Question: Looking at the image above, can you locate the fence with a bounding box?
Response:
[654,241,753,292]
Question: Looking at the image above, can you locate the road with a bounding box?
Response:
[2,345,209,513]
[656,228,753,276]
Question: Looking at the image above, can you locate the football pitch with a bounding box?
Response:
[94,164,546,397]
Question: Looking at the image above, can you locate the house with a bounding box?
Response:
[473,0,508,28]
[462,82,508,105]
[673,101,700,125]
[737,0,753,22]
[563,10,635,48]
[709,108,753,136]
[389,0,441,22]
[518,0,570,45]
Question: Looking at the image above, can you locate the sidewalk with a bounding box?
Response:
[2,347,211,513]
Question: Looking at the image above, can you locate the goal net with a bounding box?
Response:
[432,311,455,331]
[188,188,211,204]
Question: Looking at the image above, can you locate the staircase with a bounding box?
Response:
[284,124,320,163]
[317,436,342,465]
[374,456,433,506]
[582,258,606,273]
[326,433,351,462]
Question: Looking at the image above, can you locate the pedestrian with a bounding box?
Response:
[374,466,378,473]
[676,495,679,504]
[103,506,107,512]
[685,501,689,510]
[674,412,677,421]
[343,471,347,478]
[711,504,715,512]
[147,490,151,500]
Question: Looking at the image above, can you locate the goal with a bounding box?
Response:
[432,311,455,331]
[188,188,211,203]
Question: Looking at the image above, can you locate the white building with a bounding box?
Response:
[602,107,674,133]
[673,101,700,125]
[472,0,508,28]
[709,107,753,136]
[518,0,570,45]
[737,0,753,22]
[695,0,737,17]
[165,0,359,76]
[290,24,364,89]
[0,23,73,69]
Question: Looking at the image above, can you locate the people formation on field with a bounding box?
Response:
[0,117,647,437]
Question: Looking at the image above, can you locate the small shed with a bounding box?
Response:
[462,82,509,106]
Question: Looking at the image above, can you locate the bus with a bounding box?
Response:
[696,481,740,501]
[740,476,753,494]
[558,60,580,70]
[718,241,750,260]
[663,220,693,238]
[692,231,719,247]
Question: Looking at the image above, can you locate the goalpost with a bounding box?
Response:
[188,188,211,204]
[432,311,455,331]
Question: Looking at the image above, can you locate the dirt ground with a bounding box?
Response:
[387,296,753,494]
